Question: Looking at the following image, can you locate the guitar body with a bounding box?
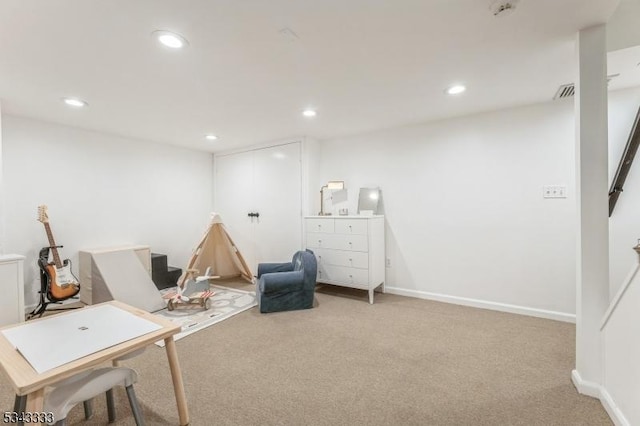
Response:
[38,257,80,301]
[36,205,81,302]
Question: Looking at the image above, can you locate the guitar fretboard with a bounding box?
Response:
[43,222,63,268]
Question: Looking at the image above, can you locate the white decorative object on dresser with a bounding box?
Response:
[0,254,25,326]
[304,216,385,304]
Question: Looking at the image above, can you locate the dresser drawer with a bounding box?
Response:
[335,219,368,235]
[306,218,335,233]
[318,265,369,288]
[314,248,368,269]
[306,233,368,252]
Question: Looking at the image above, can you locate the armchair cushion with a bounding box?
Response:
[259,270,304,294]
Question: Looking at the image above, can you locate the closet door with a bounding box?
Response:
[214,142,302,273]
[253,143,302,265]
[214,150,256,269]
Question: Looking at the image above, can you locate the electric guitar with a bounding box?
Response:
[37,205,80,301]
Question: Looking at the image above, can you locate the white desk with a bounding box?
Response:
[0,301,189,425]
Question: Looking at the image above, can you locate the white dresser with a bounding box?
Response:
[0,254,25,326]
[304,216,385,303]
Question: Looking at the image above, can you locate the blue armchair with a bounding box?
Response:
[257,249,317,313]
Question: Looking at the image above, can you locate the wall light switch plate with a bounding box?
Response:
[543,185,567,199]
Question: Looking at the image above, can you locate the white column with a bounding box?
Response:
[573,24,609,392]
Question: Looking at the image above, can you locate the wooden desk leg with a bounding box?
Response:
[25,389,45,424]
[165,336,189,426]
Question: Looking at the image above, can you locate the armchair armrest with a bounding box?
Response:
[259,270,304,294]
[257,262,294,278]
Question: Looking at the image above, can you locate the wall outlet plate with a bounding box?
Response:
[543,185,567,198]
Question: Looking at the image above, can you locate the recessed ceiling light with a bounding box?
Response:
[302,109,317,117]
[446,85,466,95]
[205,134,218,141]
[152,30,189,49]
[62,97,88,107]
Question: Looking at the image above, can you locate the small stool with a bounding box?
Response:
[43,367,143,425]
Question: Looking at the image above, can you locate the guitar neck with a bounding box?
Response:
[43,223,63,268]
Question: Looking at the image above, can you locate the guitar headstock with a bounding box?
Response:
[37,205,49,224]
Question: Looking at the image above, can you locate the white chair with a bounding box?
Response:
[14,349,147,425]
[43,367,143,425]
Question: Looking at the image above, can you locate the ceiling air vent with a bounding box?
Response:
[553,74,619,101]
[553,84,575,100]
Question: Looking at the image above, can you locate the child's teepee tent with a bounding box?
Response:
[178,213,253,286]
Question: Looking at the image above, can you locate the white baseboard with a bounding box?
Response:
[571,369,601,398]
[385,286,575,323]
[600,387,630,426]
[571,370,630,426]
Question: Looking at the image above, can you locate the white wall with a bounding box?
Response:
[318,87,640,319]
[2,116,213,307]
[319,100,578,318]
[608,86,640,294]
[302,138,321,216]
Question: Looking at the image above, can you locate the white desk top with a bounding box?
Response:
[2,304,161,373]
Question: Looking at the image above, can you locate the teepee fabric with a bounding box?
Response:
[179,213,253,286]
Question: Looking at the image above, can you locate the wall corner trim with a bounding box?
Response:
[384,287,575,323]
[571,369,630,426]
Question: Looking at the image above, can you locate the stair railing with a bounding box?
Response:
[609,105,640,216]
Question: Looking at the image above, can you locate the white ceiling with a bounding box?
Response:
[0,0,635,153]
